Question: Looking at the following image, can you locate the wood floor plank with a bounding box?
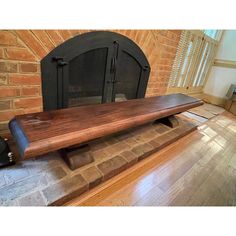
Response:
[166,148,227,206]
[188,145,236,206]
[97,177,164,206]
[135,138,223,206]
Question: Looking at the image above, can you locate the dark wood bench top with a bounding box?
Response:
[9,93,203,159]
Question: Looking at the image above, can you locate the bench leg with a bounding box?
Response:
[157,115,179,128]
[60,144,94,170]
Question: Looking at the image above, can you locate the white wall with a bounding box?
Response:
[204,30,236,98]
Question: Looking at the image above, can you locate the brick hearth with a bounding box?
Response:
[0,115,197,206]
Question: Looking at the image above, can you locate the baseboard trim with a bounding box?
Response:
[213,59,236,69]
[202,93,226,107]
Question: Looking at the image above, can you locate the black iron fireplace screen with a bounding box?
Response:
[41,31,150,110]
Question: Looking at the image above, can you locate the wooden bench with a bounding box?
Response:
[9,93,203,161]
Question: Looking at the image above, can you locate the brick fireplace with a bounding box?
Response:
[0,30,181,135]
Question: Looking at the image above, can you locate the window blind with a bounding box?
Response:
[168,30,221,93]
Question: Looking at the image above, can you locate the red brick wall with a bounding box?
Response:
[0,30,182,135]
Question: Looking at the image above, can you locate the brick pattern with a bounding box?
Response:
[0,30,41,135]
[0,116,197,206]
[0,30,182,135]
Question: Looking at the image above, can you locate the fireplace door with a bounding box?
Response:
[41,31,150,111]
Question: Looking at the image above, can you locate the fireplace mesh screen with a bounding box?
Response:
[68,48,108,107]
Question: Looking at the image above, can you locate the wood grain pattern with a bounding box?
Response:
[9,93,203,159]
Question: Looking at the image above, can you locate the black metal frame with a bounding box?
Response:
[0,136,15,168]
[41,31,151,111]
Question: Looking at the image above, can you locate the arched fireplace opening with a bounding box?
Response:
[41,31,151,111]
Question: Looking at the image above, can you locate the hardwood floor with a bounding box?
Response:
[66,112,236,206]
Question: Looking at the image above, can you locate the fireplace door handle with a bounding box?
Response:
[110,58,117,73]
[52,57,68,67]
[58,61,68,67]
